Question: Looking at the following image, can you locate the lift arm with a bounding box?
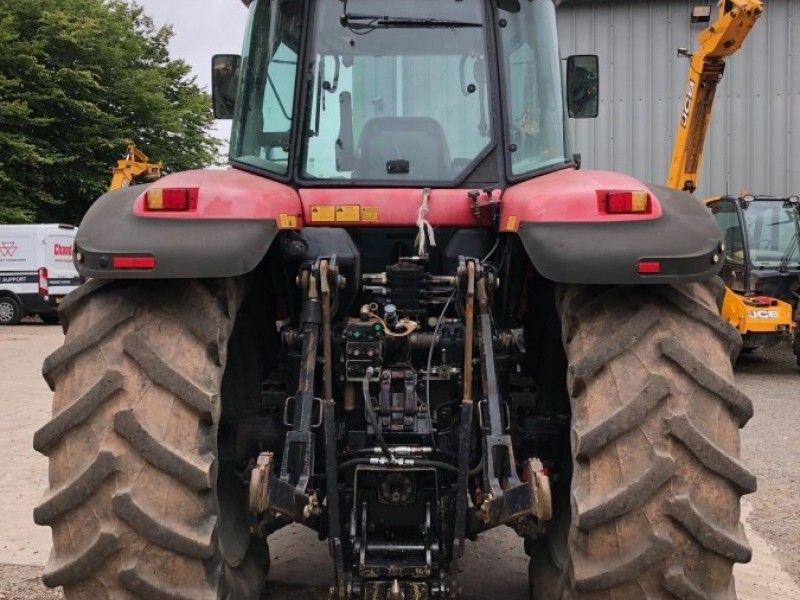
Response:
[108,145,162,192]
[667,0,763,193]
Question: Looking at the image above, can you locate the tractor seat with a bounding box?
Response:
[354,117,453,181]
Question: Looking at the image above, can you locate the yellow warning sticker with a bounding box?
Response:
[362,207,380,222]
[505,215,519,232]
[336,205,361,222]
[310,205,336,222]
[278,213,299,229]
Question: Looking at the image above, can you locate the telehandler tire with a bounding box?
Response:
[530,281,755,599]
[34,278,268,599]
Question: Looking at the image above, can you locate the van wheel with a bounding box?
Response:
[0,296,22,325]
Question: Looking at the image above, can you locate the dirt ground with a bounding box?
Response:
[1,322,798,599]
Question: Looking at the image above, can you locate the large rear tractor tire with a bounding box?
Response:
[530,281,755,599]
[34,279,268,599]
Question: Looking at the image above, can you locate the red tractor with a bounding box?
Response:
[35,1,754,598]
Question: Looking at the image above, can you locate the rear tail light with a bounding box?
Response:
[145,188,199,211]
[113,256,156,270]
[637,261,661,274]
[605,191,651,214]
[38,267,49,298]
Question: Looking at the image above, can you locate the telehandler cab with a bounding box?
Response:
[708,194,800,360]
[35,1,754,598]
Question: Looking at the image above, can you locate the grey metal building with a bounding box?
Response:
[557,0,800,198]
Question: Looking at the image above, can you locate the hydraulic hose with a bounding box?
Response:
[363,368,395,463]
[426,291,456,448]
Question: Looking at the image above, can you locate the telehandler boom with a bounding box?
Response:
[667,0,763,194]
[666,0,799,362]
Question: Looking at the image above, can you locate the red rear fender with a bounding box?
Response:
[74,169,301,279]
[500,169,662,231]
[133,168,302,223]
[501,169,723,285]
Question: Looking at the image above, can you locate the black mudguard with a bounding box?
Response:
[74,185,278,279]
[517,184,723,285]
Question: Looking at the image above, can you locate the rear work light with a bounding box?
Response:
[145,188,199,211]
[605,191,651,214]
[113,256,156,270]
[37,267,49,298]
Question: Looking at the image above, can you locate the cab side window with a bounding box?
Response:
[709,200,744,264]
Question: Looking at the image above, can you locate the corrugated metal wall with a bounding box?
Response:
[557,0,800,198]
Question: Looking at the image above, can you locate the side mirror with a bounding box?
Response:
[566,55,599,119]
[212,54,241,119]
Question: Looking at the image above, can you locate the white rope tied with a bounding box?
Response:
[416,187,436,257]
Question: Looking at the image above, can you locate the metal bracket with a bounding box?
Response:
[476,275,517,501]
[472,274,553,530]
[249,451,274,514]
[254,260,338,525]
[453,258,477,564]
[283,395,325,429]
[526,458,552,522]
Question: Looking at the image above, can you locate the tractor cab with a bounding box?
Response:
[212,0,598,188]
[708,195,800,301]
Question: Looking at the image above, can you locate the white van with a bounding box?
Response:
[0,224,82,325]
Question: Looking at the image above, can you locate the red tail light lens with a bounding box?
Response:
[113,256,156,270]
[145,188,199,211]
[606,191,651,214]
[38,267,49,297]
[637,261,661,274]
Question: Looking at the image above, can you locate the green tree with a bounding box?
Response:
[0,0,221,224]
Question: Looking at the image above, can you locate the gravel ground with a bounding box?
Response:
[735,343,800,587]
[1,322,798,599]
[0,564,61,600]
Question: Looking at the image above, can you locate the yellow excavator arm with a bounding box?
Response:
[667,0,763,193]
[109,145,163,192]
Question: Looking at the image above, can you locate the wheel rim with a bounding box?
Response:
[0,301,15,323]
[217,462,253,567]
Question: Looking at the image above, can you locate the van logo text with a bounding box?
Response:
[54,243,73,256]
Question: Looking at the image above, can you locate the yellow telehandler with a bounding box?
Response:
[667,0,799,362]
